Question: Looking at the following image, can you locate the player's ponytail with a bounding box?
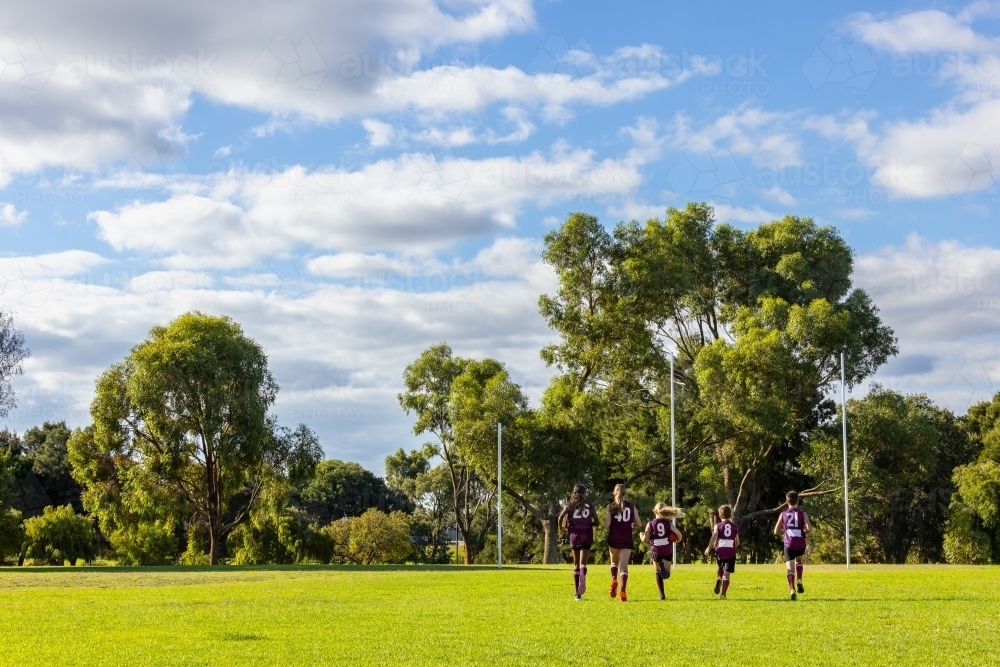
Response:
[610,483,626,514]
[653,502,685,519]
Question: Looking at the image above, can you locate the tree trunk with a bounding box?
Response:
[541,514,562,564]
[208,512,221,565]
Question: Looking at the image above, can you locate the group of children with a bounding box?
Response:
[559,485,812,601]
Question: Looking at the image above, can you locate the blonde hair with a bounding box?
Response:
[610,483,626,513]
[653,502,685,519]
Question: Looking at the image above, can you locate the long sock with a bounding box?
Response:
[611,564,618,582]
[655,572,665,597]
[721,575,730,596]
[796,563,803,581]
[579,566,587,594]
[621,572,628,593]
[662,565,670,580]
[786,571,795,591]
[717,566,724,579]
[573,568,580,593]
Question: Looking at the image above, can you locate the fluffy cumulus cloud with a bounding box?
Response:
[89,145,643,267]
[1,237,557,470]
[849,7,1000,54]
[0,0,718,178]
[835,5,1000,198]
[668,107,803,168]
[855,235,1000,411]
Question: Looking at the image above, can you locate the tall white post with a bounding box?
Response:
[497,422,503,570]
[670,354,677,568]
[841,352,851,570]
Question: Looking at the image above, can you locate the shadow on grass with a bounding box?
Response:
[0,564,562,574]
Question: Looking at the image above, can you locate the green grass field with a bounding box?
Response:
[1,564,997,666]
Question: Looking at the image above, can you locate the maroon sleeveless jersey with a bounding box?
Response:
[567,501,595,546]
[714,519,738,560]
[780,507,807,550]
[608,502,637,547]
[648,517,675,557]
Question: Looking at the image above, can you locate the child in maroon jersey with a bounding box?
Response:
[603,483,642,602]
[773,491,812,600]
[704,504,740,599]
[559,484,597,600]
[640,503,684,600]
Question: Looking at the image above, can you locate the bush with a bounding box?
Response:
[22,505,96,565]
[229,506,333,565]
[180,522,210,565]
[944,504,992,565]
[327,509,411,564]
[110,521,178,566]
[0,508,23,564]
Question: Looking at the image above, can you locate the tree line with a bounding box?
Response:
[1,204,1000,566]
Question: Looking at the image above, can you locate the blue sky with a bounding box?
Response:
[2,1,999,472]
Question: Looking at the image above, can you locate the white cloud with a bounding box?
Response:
[849,8,1000,54]
[864,101,1000,198]
[362,118,396,148]
[1,238,557,471]
[0,250,107,280]
[710,202,776,224]
[670,107,802,167]
[307,252,420,278]
[89,145,644,267]
[856,235,1000,411]
[762,186,795,206]
[0,1,718,179]
[0,0,533,177]
[0,203,27,226]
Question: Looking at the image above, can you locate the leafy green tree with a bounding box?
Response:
[23,421,82,512]
[299,459,407,526]
[68,425,184,565]
[0,446,24,563]
[399,344,498,563]
[21,504,96,565]
[284,424,323,489]
[453,366,601,563]
[802,388,955,563]
[386,445,453,564]
[947,392,1000,562]
[539,205,897,552]
[85,312,281,564]
[327,508,412,564]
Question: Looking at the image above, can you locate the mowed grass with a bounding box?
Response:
[1,564,997,666]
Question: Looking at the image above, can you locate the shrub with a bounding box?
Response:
[110,521,178,566]
[180,522,210,565]
[944,504,992,564]
[22,505,96,565]
[327,509,411,564]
